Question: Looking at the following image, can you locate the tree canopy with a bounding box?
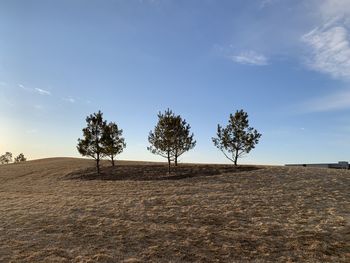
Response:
[0,152,13,164]
[171,115,196,166]
[14,153,27,163]
[102,122,126,166]
[77,111,126,174]
[212,109,261,166]
[77,111,107,175]
[148,109,196,172]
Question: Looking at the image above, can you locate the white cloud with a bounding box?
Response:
[63,97,75,103]
[300,0,350,80]
[18,84,31,92]
[302,22,350,80]
[298,0,350,113]
[34,88,51,96]
[18,84,52,95]
[231,51,268,66]
[304,89,350,112]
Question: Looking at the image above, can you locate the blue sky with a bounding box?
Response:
[1,0,350,164]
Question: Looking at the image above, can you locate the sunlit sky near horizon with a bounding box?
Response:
[1,0,350,165]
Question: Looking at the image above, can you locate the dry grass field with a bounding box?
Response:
[0,158,349,262]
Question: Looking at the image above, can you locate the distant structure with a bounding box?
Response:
[285,161,349,169]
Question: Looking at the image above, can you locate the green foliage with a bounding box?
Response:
[102,122,126,166]
[148,109,177,163]
[0,152,13,164]
[212,109,261,166]
[77,111,126,174]
[14,153,27,163]
[148,109,196,172]
[77,111,107,174]
[171,115,196,166]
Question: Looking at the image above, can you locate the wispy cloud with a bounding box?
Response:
[301,0,350,80]
[34,88,51,96]
[19,84,32,92]
[302,21,350,80]
[63,97,75,103]
[299,0,350,113]
[304,89,350,112]
[18,84,52,95]
[231,51,268,66]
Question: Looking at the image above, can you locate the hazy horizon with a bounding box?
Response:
[1,0,350,165]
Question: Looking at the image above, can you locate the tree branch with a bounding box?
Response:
[220,148,235,163]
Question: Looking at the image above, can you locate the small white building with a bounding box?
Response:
[285,161,349,169]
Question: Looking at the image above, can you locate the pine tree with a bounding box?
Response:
[148,109,177,173]
[77,111,107,175]
[102,122,126,166]
[148,109,196,172]
[0,152,12,164]
[212,109,261,166]
[171,116,196,166]
[14,153,27,163]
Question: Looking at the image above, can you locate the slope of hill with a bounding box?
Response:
[0,158,349,262]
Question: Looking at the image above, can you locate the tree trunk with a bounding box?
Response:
[96,156,100,175]
[234,149,239,166]
[167,151,171,174]
[111,156,115,167]
[174,148,178,166]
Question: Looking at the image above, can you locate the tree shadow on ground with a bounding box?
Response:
[65,164,261,181]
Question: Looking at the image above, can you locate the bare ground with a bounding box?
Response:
[0,157,349,262]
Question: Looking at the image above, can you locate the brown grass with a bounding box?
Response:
[0,157,349,262]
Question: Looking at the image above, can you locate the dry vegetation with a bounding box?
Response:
[0,158,349,262]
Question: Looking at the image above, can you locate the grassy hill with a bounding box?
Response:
[0,158,349,262]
